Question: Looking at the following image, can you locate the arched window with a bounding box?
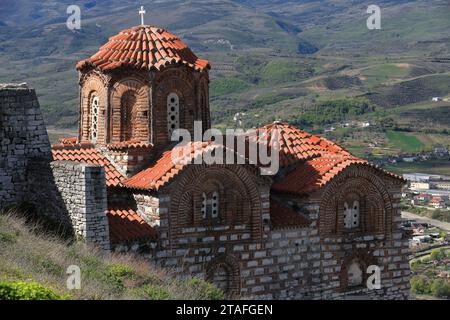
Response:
[201,191,220,219]
[167,93,180,139]
[90,95,99,142]
[121,91,137,141]
[347,261,363,287]
[343,198,360,229]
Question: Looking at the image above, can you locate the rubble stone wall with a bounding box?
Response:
[0,84,109,250]
[0,84,50,206]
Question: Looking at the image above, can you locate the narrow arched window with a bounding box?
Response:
[90,95,99,142]
[120,91,137,141]
[167,93,180,139]
[201,191,220,220]
[344,200,360,229]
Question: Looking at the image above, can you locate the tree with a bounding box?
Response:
[430,248,447,261]
[431,279,450,298]
[410,276,431,295]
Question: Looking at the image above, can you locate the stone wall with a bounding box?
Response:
[51,161,110,250]
[27,161,110,251]
[0,84,51,207]
[1,83,110,251]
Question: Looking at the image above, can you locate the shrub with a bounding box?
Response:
[144,285,173,300]
[0,281,69,300]
[430,248,448,261]
[431,279,450,298]
[410,275,431,295]
[0,231,17,244]
[105,263,136,292]
[185,278,224,300]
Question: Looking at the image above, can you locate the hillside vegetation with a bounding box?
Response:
[0,212,223,300]
[0,0,449,158]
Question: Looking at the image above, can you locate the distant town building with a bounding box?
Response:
[433,180,450,190]
[429,197,447,209]
[433,146,449,154]
[410,182,430,190]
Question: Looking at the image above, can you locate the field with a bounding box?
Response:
[384,160,450,176]
[386,131,425,153]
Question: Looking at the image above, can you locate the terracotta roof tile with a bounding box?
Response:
[106,140,153,150]
[122,141,213,190]
[242,122,351,168]
[272,153,402,195]
[76,25,210,72]
[270,198,311,228]
[52,143,125,187]
[122,123,403,193]
[107,207,157,244]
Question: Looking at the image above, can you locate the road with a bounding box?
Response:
[401,211,450,232]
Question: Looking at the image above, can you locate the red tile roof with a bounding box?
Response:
[106,140,153,150]
[243,122,351,168]
[76,25,210,72]
[272,153,403,195]
[52,144,125,187]
[122,141,213,190]
[107,208,157,244]
[270,198,311,228]
[122,123,403,193]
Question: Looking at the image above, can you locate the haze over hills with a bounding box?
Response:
[0,0,449,164]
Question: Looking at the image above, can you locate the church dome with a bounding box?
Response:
[76,25,210,72]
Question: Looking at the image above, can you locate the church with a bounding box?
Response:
[49,15,411,299]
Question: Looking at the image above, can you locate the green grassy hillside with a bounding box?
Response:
[0,212,223,300]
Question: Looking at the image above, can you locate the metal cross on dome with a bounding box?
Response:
[139,6,146,26]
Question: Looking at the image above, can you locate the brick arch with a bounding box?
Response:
[153,76,195,147]
[192,170,251,226]
[206,254,241,296]
[169,164,264,240]
[338,250,378,292]
[110,78,149,143]
[80,74,107,143]
[319,164,394,238]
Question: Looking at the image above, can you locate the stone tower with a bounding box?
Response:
[76,25,210,175]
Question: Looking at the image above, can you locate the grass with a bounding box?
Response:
[386,130,425,153]
[259,59,313,85]
[0,212,224,300]
[211,77,252,97]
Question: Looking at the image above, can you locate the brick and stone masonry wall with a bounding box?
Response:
[150,165,410,300]
[1,83,110,250]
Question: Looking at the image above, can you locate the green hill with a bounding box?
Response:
[0,0,448,138]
